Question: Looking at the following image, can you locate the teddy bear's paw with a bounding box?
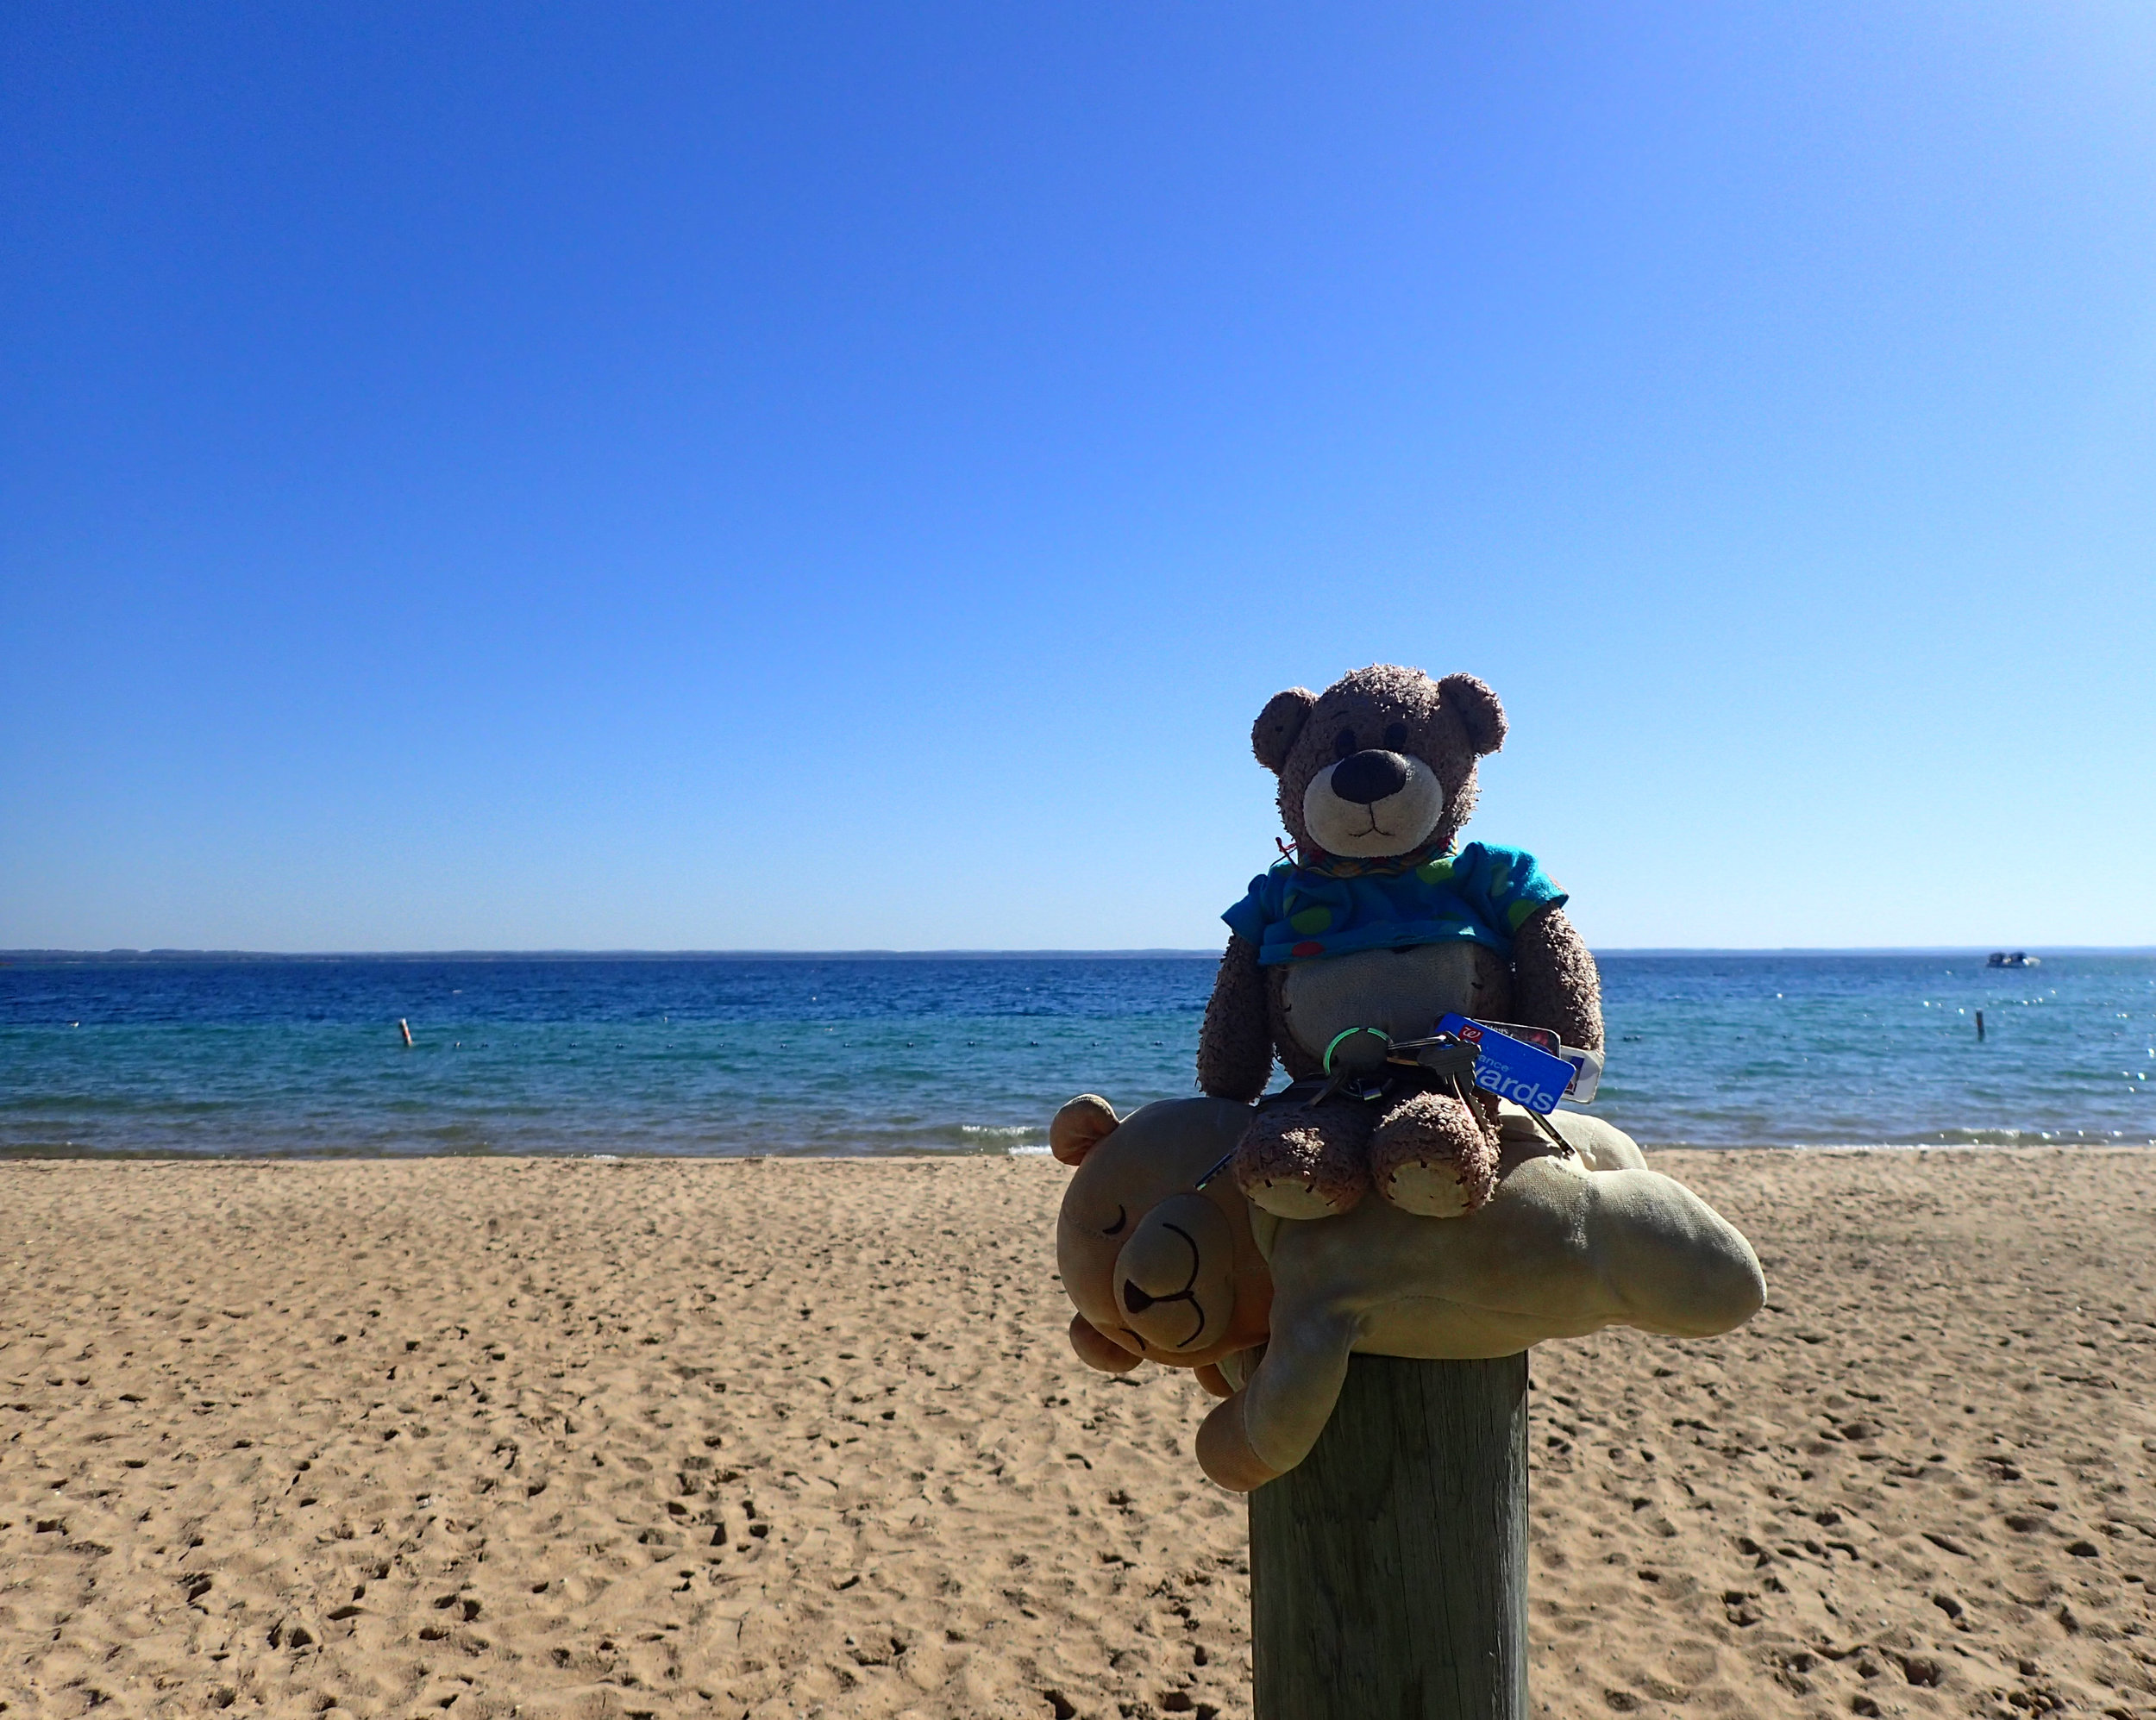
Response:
[1195,1392,1281,1492]
[1368,1092,1500,1218]
[1241,1173,1363,1221]
[1376,1155,1473,1218]
[1232,1109,1372,1220]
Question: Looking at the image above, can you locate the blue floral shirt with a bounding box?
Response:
[1222,842,1566,966]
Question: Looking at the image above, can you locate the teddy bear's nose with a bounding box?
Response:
[1330,749,1410,804]
[1121,1279,1156,1315]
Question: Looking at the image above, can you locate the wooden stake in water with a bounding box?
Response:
[1976,1010,1984,1042]
[1249,1353,1529,1720]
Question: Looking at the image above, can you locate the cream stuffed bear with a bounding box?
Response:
[1053,1093,1764,1490]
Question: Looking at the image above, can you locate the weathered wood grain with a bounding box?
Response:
[1250,1352,1529,1720]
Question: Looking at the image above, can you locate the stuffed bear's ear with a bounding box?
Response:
[1050,1094,1120,1166]
[1252,688,1317,773]
[1438,673,1507,757]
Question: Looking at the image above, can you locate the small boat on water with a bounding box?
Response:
[1985,950,2041,969]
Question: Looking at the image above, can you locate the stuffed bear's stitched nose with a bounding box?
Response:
[1331,749,1410,805]
[1121,1279,1156,1315]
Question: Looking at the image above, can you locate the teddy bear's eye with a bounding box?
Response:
[1332,729,1358,761]
[1102,1205,1126,1236]
[1383,721,1408,749]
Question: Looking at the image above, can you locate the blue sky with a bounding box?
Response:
[4,3,2152,951]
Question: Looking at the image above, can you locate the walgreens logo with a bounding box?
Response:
[1435,1014,1576,1118]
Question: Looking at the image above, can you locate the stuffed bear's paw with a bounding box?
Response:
[1069,1311,1142,1374]
[1368,1090,1500,1217]
[1233,1104,1373,1220]
[1195,1392,1280,1492]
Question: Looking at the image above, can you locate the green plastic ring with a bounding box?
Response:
[1322,1025,1387,1075]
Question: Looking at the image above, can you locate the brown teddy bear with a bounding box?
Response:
[1052,1092,1764,1490]
[1199,665,1604,1221]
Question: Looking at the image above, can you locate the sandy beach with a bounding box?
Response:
[3,1147,2152,1720]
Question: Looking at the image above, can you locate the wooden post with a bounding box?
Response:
[1250,1352,1528,1720]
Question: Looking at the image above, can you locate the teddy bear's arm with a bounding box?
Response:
[1197,933,1275,1104]
[1584,1167,1765,1338]
[1509,904,1604,1051]
[1193,1308,1360,1491]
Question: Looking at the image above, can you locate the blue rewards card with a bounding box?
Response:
[1434,1014,1576,1116]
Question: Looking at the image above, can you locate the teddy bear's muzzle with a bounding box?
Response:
[1303,753,1445,857]
[1112,1193,1236,1355]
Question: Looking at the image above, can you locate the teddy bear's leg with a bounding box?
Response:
[1233,1100,1377,1220]
[1367,1086,1501,1218]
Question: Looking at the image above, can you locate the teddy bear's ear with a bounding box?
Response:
[1050,1094,1120,1166]
[1438,673,1507,757]
[1251,688,1318,773]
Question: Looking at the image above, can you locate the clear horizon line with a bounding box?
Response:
[4,944,2151,962]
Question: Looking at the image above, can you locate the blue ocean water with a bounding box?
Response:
[0,952,2150,1156]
